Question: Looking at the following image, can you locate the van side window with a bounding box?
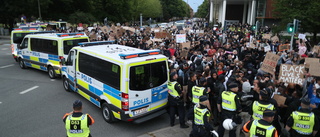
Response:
[66,51,75,66]
[20,38,29,49]
[30,38,58,55]
[78,52,120,90]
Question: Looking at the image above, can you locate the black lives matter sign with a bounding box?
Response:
[279,64,305,85]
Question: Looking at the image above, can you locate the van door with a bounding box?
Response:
[65,50,77,90]
[128,60,168,116]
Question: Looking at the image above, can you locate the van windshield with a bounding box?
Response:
[63,38,88,54]
[12,33,31,44]
[130,61,168,90]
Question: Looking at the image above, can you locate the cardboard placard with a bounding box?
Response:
[304,58,319,68]
[309,62,320,76]
[176,34,186,43]
[101,26,108,33]
[180,30,186,34]
[262,34,271,40]
[155,32,169,39]
[279,64,305,85]
[312,46,320,53]
[260,52,280,74]
[278,44,290,52]
[180,49,188,58]
[271,36,279,42]
[273,94,287,107]
[181,42,191,49]
[298,34,306,40]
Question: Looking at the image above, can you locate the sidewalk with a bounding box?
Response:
[0,35,10,39]
[138,124,192,137]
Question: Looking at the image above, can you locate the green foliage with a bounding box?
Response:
[160,0,191,20]
[68,11,96,24]
[194,0,209,18]
[273,0,320,44]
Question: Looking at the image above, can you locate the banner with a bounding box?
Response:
[260,52,280,74]
[176,34,186,43]
[279,64,305,85]
[155,32,168,39]
[278,44,290,52]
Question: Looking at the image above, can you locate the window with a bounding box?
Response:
[63,38,88,54]
[20,38,29,49]
[78,52,120,90]
[30,38,58,55]
[13,33,30,44]
[66,51,75,66]
[130,61,167,90]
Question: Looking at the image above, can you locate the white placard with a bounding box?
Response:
[176,34,186,43]
[298,34,306,40]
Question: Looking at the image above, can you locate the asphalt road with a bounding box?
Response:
[0,38,170,137]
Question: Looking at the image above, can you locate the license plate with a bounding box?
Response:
[132,107,148,116]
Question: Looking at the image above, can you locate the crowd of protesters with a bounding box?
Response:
[64,20,320,137]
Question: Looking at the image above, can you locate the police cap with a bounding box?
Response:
[263,109,275,117]
[199,95,208,102]
[73,100,82,108]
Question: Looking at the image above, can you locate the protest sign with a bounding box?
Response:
[279,64,305,85]
[309,63,320,77]
[264,45,271,52]
[271,36,279,42]
[273,94,287,107]
[260,52,280,74]
[262,34,271,40]
[312,46,320,53]
[304,58,319,68]
[155,32,168,39]
[181,41,191,49]
[298,34,306,40]
[101,26,108,33]
[180,30,186,34]
[278,44,290,52]
[176,34,186,43]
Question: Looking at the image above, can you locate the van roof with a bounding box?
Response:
[25,32,88,39]
[74,44,167,63]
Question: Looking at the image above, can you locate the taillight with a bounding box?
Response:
[121,93,129,111]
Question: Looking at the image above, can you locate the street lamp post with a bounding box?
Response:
[37,0,42,20]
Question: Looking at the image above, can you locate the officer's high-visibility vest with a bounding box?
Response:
[194,105,210,125]
[65,114,90,137]
[249,120,276,137]
[252,101,274,120]
[168,81,179,98]
[292,111,315,135]
[192,86,205,104]
[221,91,237,111]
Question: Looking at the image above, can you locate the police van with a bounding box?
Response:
[61,42,169,123]
[17,32,89,78]
[11,27,40,61]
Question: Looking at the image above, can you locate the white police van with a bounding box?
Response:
[61,42,169,123]
[17,32,89,78]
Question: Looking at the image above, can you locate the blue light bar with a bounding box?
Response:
[119,49,160,59]
[78,41,115,46]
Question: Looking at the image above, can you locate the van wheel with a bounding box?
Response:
[48,66,56,79]
[63,77,71,92]
[19,58,26,69]
[102,103,115,123]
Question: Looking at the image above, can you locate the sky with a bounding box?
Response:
[183,0,205,12]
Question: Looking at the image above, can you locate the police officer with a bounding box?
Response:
[285,98,319,137]
[249,89,275,120]
[63,100,95,137]
[217,82,242,137]
[188,96,214,137]
[191,77,208,105]
[242,109,278,137]
[168,71,189,128]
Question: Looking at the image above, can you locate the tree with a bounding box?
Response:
[194,0,209,18]
[273,0,320,45]
[68,11,96,24]
[160,0,191,21]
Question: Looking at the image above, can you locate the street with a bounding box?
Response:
[0,38,170,137]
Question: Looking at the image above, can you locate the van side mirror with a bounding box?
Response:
[61,58,66,65]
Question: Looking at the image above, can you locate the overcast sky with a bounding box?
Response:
[183,0,205,12]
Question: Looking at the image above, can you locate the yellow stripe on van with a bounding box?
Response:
[49,60,60,66]
[78,89,91,100]
[150,102,167,110]
[112,111,121,119]
[129,58,167,66]
[31,64,41,69]
[77,79,89,90]
[102,92,121,108]
[30,56,39,62]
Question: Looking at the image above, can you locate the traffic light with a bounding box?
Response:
[294,19,301,32]
[287,23,294,33]
[252,25,256,30]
